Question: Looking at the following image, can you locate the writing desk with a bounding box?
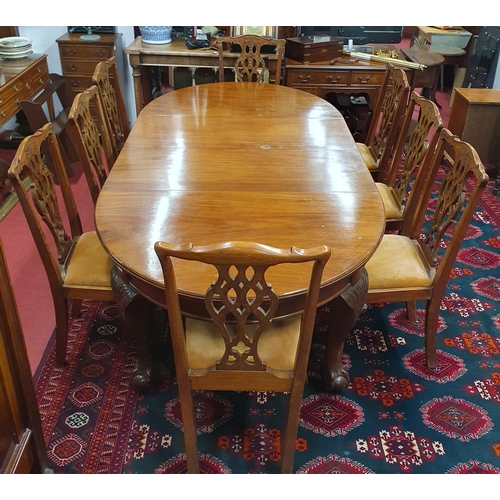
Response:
[125,37,280,116]
[95,82,385,391]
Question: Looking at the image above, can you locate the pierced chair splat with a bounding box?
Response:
[356,64,410,180]
[92,56,130,157]
[154,240,330,473]
[67,85,115,206]
[212,34,285,84]
[375,91,444,232]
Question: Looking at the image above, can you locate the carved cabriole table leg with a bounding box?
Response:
[111,265,168,392]
[322,268,368,391]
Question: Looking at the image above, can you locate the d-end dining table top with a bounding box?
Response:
[95,82,385,315]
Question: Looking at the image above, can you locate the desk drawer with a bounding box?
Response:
[61,60,103,76]
[287,69,350,85]
[66,75,115,94]
[350,71,385,86]
[59,44,114,61]
[0,59,49,111]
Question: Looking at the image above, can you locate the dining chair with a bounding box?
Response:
[364,128,489,368]
[154,240,330,473]
[92,56,130,157]
[8,123,115,366]
[375,91,444,232]
[356,64,410,180]
[19,73,77,181]
[67,85,115,206]
[212,35,286,84]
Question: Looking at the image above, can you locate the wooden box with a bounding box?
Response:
[285,36,343,63]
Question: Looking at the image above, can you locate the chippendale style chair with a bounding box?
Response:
[375,91,444,232]
[92,56,130,157]
[8,123,115,365]
[67,85,115,206]
[212,35,286,84]
[356,64,410,180]
[364,128,489,368]
[154,240,330,473]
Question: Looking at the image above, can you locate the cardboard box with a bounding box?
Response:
[419,27,472,49]
[285,36,343,64]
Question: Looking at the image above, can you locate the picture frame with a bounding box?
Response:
[67,26,116,34]
[231,26,278,38]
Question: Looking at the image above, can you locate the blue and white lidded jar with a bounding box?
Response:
[139,26,173,44]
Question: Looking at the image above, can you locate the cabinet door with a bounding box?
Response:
[0,241,48,474]
[0,329,31,473]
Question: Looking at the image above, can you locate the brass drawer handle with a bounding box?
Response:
[25,82,31,90]
[39,78,44,84]
[70,79,80,87]
[328,75,341,82]
[96,49,106,56]
[297,74,311,83]
[68,64,78,71]
[14,84,20,92]
[1,111,5,118]
[357,76,371,84]
[68,49,77,56]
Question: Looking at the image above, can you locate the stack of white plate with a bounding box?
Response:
[0,37,33,60]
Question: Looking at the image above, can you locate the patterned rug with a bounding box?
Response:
[34,178,500,474]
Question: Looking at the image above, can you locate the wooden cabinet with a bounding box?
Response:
[0,240,48,474]
[0,54,49,127]
[56,32,122,107]
[448,88,500,165]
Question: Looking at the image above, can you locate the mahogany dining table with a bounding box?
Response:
[94,82,385,392]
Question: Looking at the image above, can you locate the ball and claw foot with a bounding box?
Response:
[130,361,169,392]
[322,367,350,392]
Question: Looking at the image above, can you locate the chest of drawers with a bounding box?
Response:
[0,54,49,127]
[56,32,121,103]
